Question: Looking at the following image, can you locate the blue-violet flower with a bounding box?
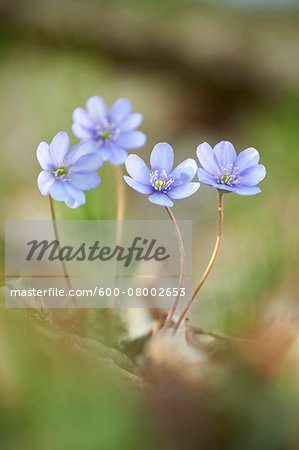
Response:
[37,131,103,208]
[197,141,266,195]
[72,96,146,165]
[124,142,200,207]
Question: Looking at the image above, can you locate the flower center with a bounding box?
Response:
[221,173,234,185]
[216,164,240,186]
[95,120,120,147]
[156,178,166,190]
[102,129,112,140]
[55,166,68,178]
[150,170,175,193]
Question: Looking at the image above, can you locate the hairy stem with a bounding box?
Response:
[109,165,125,309]
[113,165,125,223]
[174,192,224,333]
[162,206,185,332]
[48,195,73,292]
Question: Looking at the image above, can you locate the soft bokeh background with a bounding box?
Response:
[1,0,299,449]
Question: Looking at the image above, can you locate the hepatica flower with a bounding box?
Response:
[197,141,266,195]
[124,143,200,207]
[72,96,146,165]
[37,131,103,208]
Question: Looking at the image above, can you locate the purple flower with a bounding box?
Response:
[124,143,200,207]
[72,96,146,165]
[197,141,266,195]
[37,131,103,208]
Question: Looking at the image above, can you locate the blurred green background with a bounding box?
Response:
[1,0,299,449]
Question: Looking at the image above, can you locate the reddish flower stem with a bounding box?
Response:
[48,195,73,292]
[174,192,224,333]
[109,165,125,310]
[162,206,185,332]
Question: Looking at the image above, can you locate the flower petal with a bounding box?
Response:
[119,113,143,131]
[73,153,103,171]
[196,142,219,174]
[125,154,151,184]
[73,107,95,128]
[231,185,262,196]
[234,147,260,171]
[108,146,129,165]
[148,192,174,207]
[72,123,94,141]
[64,183,86,208]
[49,181,67,202]
[69,172,101,190]
[117,131,146,149]
[240,164,266,186]
[124,176,154,194]
[214,141,236,168]
[95,147,111,162]
[67,141,98,163]
[49,132,70,167]
[168,182,200,199]
[215,185,235,193]
[197,168,218,187]
[37,171,55,196]
[150,143,174,173]
[170,158,198,186]
[86,96,108,123]
[37,142,54,171]
[109,98,131,124]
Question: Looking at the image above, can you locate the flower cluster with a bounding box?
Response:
[37,95,266,209]
[37,97,146,207]
[35,96,267,334]
[124,141,265,206]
